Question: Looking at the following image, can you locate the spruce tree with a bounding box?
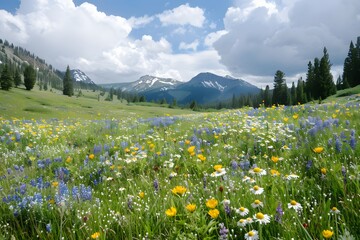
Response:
[264,85,271,107]
[272,70,287,105]
[63,66,74,96]
[23,65,36,90]
[0,64,13,90]
[305,61,314,100]
[290,82,296,105]
[14,69,22,87]
[319,47,336,99]
[296,78,305,104]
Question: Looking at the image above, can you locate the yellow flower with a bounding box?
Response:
[66,156,72,163]
[197,154,206,162]
[52,181,59,187]
[271,156,279,163]
[171,186,187,196]
[187,146,196,154]
[283,117,289,122]
[214,165,223,172]
[91,232,100,239]
[88,154,95,160]
[293,113,299,119]
[313,147,324,153]
[251,127,257,132]
[165,207,177,217]
[321,168,327,175]
[206,198,218,209]
[139,191,145,199]
[185,140,191,145]
[208,209,220,219]
[270,169,280,176]
[186,203,196,213]
[322,230,334,239]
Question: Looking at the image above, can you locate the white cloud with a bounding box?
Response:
[204,30,228,47]
[158,3,205,28]
[179,40,199,51]
[128,15,155,28]
[214,0,360,83]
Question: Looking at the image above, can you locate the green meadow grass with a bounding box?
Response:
[0,87,359,239]
[0,87,194,120]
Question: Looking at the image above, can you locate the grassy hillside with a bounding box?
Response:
[0,87,195,120]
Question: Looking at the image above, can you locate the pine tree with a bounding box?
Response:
[313,58,321,100]
[24,65,36,91]
[14,69,22,87]
[296,78,305,104]
[0,64,13,90]
[264,85,271,107]
[290,82,296,105]
[319,47,336,99]
[63,66,74,96]
[305,61,314,100]
[272,70,287,105]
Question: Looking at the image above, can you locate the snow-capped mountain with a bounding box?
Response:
[121,75,182,92]
[70,69,95,85]
[143,72,260,104]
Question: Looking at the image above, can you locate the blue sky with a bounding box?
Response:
[0,0,359,86]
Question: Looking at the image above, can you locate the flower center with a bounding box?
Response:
[253,185,259,190]
[291,200,297,205]
[248,231,254,236]
[240,207,245,211]
[332,207,337,211]
[253,167,261,173]
[256,212,264,219]
[254,200,261,204]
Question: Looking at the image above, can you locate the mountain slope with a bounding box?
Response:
[143,72,260,104]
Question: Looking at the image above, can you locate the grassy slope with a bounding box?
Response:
[0,87,195,120]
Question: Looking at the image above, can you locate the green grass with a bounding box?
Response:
[0,87,194,120]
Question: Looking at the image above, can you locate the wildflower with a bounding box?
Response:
[222,199,231,216]
[211,165,226,177]
[66,156,72,163]
[218,223,229,240]
[250,185,264,195]
[322,230,334,239]
[321,168,327,175]
[236,207,249,216]
[165,207,177,217]
[171,186,187,196]
[283,117,289,123]
[197,154,206,162]
[288,200,302,212]
[251,199,263,208]
[313,147,324,153]
[275,202,284,223]
[186,203,196,213]
[285,174,299,180]
[46,223,51,233]
[139,191,145,199]
[270,169,280,176]
[271,156,279,163]
[187,146,196,155]
[244,230,259,240]
[208,209,220,219]
[52,181,59,187]
[253,212,271,224]
[249,167,266,176]
[206,198,218,209]
[330,207,340,214]
[293,113,299,119]
[91,232,100,239]
[88,154,95,160]
[153,179,159,192]
[237,218,248,227]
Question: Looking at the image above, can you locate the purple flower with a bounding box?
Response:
[275,202,284,223]
[153,179,159,192]
[218,223,229,240]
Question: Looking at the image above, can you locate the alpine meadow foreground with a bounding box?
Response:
[1,95,360,239]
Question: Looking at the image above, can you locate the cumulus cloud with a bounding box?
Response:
[158,3,205,28]
[179,40,199,51]
[214,0,360,81]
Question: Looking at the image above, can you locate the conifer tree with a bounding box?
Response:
[23,65,36,90]
[296,78,305,104]
[0,64,13,90]
[305,61,314,100]
[319,47,336,99]
[272,70,287,105]
[63,66,74,96]
[264,85,271,107]
[290,82,296,105]
[14,69,22,87]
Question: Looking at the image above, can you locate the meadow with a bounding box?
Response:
[0,88,360,239]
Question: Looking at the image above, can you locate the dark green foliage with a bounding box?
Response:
[14,69,22,87]
[319,48,336,98]
[23,65,36,91]
[272,70,288,105]
[290,82,296,105]
[342,38,360,87]
[0,64,13,90]
[264,85,271,107]
[296,78,305,104]
[63,66,74,96]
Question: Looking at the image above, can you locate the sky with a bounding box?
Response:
[0,0,359,87]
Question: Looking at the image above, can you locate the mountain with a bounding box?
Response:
[70,69,96,85]
[143,72,260,104]
[101,75,182,92]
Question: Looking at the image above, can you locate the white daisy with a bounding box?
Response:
[250,185,264,195]
[236,207,249,216]
[237,218,248,227]
[330,207,340,214]
[242,176,251,182]
[288,200,302,212]
[251,199,264,208]
[253,212,271,224]
[249,167,266,176]
[244,230,259,240]
[285,174,299,180]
